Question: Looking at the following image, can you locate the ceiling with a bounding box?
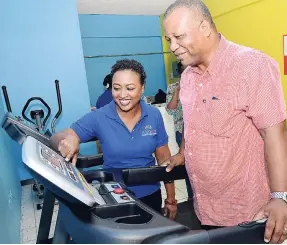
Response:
[77,0,176,15]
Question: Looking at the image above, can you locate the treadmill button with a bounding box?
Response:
[113,188,125,194]
[120,195,130,200]
[111,184,120,189]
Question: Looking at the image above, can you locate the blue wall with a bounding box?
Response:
[78,15,167,106]
[0,95,21,243]
[0,0,95,183]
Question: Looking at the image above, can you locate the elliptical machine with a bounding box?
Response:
[1,80,62,209]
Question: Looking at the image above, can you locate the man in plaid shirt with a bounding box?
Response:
[163,0,287,243]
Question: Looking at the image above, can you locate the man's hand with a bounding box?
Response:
[58,134,80,165]
[166,152,185,172]
[253,199,287,243]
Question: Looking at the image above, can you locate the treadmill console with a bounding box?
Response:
[22,136,133,207]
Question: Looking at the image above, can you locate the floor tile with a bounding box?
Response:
[52,211,58,223]
[21,187,32,197]
[21,208,35,221]
[178,197,188,203]
[175,188,187,201]
[53,203,59,212]
[49,221,56,239]
[23,240,36,244]
[176,180,188,191]
[21,194,34,207]
[21,227,37,243]
[177,187,188,198]
[21,217,36,231]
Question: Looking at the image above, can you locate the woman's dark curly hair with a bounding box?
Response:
[111,59,146,85]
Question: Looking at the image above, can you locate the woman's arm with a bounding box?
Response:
[51,111,99,164]
[50,128,79,150]
[165,83,180,117]
[155,144,171,165]
[50,128,81,164]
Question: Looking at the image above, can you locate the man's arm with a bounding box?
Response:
[166,128,185,172]
[253,121,287,243]
[243,55,287,243]
[260,121,287,192]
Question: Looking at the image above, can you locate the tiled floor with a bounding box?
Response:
[20,184,58,244]
[20,180,189,244]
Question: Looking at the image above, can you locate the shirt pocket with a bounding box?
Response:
[208,97,234,138]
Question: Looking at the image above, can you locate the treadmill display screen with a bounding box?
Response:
[64,161,78,183]
[40,146,78,183]
[41,148,65,175]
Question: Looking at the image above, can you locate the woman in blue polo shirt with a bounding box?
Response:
[51,59,177,219]
[95,73,113,109]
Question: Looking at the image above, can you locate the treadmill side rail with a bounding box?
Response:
[144,230,210,244]
[208,221,266,244]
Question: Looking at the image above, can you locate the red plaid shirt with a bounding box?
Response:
[180,35,287,226]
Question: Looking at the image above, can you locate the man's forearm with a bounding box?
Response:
[263,123,287,191]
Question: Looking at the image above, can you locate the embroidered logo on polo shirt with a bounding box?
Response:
[142,125,157,136]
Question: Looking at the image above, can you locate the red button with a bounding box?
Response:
[113,188,125,194]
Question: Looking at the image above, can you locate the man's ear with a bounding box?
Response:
[200,20,212,37]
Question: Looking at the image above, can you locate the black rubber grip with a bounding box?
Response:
[76,154,104,169]
[122,165,188,185]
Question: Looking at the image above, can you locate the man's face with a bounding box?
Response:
[164,7,209,67]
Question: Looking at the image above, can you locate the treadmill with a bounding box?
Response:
[1,112,267,244]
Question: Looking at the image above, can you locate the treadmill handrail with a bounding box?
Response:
[122,165,188,185]
[76,154,104,169]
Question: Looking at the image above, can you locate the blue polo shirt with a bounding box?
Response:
[71,100,168,198]
[96,89,113,108]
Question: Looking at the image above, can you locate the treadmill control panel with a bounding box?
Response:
[40,146,78,183]
[40,147,65,175]
[22,136,134,206]
[103,183,134,204]
[37,141,78,183]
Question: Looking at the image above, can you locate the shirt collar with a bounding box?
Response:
[188,34,229,76]
[105,99,148,120]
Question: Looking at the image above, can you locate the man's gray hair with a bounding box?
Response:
[164,0,215,26]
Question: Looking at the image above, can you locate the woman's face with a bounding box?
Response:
[112,70,144,112]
